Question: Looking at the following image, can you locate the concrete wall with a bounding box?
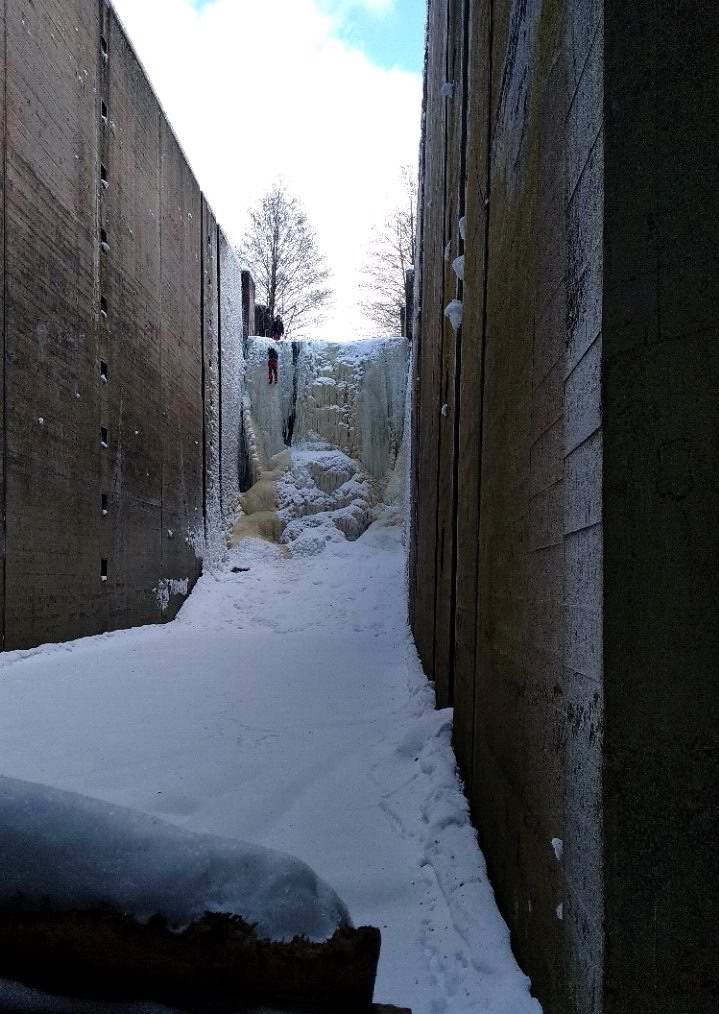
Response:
[0,0,244,650]
[410,1,717,1012]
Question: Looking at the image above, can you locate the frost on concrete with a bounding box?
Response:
[155,578,189,612]
[0,776,350,942]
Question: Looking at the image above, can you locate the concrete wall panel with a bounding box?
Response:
[4,0,102,648]
[159,122,203,606]
[99,6,163,629]
[410,0,448,685]
[202,200,221,531]
[452,0,490,788]
[0,0,244,648]
[411,1,606,1009]
[0,0,6,648]
[413,0,716,1011]
[432,0,465,707]
[602,4,719,1011]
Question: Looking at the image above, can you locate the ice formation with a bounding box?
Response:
[0,775,350,942]
[235,338,409,553]
[444,299,464,332]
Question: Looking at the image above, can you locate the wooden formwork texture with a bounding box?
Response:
[409,1,606,1011]
[0,0,244,649]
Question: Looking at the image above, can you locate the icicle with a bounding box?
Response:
[459,216,466,241]
[444,299,463,332]
[452,255,464,281]
[441,81,456,98]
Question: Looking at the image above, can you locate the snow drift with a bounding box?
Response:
[0,775,350,942]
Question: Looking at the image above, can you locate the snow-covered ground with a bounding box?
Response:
[0,513,539,1013]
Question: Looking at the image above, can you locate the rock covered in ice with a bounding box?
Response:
[0,776,351,942]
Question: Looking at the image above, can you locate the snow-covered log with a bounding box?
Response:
[0,777,381,1011]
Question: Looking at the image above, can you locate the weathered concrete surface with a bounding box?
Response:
[410,0,717,1012]
[0,0,244,649]
[602,4,719,1012]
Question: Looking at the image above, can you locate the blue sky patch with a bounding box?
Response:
[327,0,425,74]
[193,0,425,75]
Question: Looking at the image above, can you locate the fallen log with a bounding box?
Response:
[0,910,381,1012]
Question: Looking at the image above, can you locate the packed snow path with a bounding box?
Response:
[0,523,539,1014]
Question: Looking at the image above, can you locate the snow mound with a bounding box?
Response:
[0,776,351,943]
[278,443,378,553]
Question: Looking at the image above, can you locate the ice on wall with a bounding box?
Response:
[244,338,296,471]
[0,775,350,942]
[242,337,408,492]
[293,339,408,484]
[219,239,246,510]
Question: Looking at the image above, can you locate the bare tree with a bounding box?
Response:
[238,182,332,337]
[360,165,417,335]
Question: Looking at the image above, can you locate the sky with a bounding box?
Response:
[111,0,425,338]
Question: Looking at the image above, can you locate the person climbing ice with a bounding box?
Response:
[267,315,284,385]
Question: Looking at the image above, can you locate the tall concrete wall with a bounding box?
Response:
[0,0,244,650]
[410,1,717,1012]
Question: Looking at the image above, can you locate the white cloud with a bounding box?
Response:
[111,0,421,338]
